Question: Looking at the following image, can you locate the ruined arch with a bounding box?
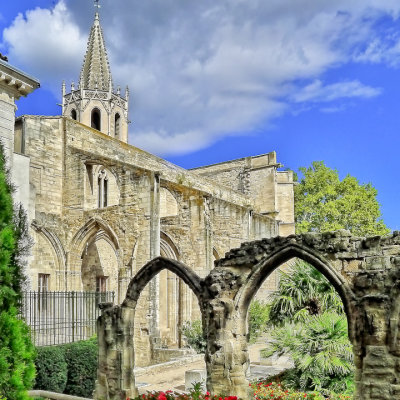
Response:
[124,257,203,306]
[95,257,204,400]
[235,242,355,340]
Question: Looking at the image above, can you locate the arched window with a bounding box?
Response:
[71,109,77,120]
[91,108,101,131]
[98,169,108,208]
[114,113,120,138]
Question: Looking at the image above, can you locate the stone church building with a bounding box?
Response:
[5,12,294,364]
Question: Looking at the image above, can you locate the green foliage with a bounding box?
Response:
[248,300,270,342]
[34,346,67,393]
[268,260,343,327]
[34,338,98,397]
[181,320,206,353]
[0,141,35,399]
[295,161,390,236]
[63,337,98,397]
[263,313,354,396]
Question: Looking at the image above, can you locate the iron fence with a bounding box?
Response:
[21,291,114,346]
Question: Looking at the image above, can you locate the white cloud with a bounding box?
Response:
[1,0,398,155]
[292,80,382,103]
[2,1,86,87]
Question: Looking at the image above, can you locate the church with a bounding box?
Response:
[2,11,294,366]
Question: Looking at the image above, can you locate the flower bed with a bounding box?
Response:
[130,381,352,400]
[252,382,351,400]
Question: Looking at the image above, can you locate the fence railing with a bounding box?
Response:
[21,291,115,346]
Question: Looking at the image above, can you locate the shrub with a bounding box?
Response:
[181,320,206,353]
[63,337,98,397]
[248,300,270,342]
[34,346,67,393]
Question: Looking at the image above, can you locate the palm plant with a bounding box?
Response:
[263,312,353,395]
[268,261,343,326]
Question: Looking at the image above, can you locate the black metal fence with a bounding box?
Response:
[21,291,115,346]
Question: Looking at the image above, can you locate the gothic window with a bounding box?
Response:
[38,273,50,292]
[71,109,77,120]
[96,276,108,292]
[114,113,120,138]
[91,108,101,131]
[97,169,108,208]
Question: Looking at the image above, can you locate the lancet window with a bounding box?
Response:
[97,169,108,208]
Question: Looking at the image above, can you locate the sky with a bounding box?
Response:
[1,0,400,230]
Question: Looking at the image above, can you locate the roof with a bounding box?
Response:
[79,12,112,91]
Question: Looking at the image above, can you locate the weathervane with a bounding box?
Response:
[94,0,101,10]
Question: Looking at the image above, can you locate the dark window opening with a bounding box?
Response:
[114,113,120,138]
[71,109,77,120]
[103,178,108,207]
[91,108,101,131]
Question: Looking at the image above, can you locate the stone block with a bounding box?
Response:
[185,369,206,392]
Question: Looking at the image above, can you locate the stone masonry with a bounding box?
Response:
[9,12,295,363]
[96,230,400,400]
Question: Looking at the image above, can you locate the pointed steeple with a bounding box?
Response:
[79,12,112,91]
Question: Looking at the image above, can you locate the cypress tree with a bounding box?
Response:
[0,141,35,400]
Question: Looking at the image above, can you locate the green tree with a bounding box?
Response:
[0,142,35,400]
[295,161,390,236]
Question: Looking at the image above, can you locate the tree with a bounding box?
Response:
[0,142,35,400]
[295,161,390,237]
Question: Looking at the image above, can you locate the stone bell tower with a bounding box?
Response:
[62,11,129,143]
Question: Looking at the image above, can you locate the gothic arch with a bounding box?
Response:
[31,223,66,290]
[235,242,356,340]
[123,257,203,306]
[68,218,121,282]
[160,231,180,260]
[31,222,66,269]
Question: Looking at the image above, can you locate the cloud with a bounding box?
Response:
[2,1,86,86]
[292,80,382,103]
[1,0,399,155]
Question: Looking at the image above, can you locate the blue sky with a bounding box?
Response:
[1,0,400,231]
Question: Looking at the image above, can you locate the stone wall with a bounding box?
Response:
[19,115,294,365]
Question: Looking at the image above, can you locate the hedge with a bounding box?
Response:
[34,337,97,397]
[34,346,67,393]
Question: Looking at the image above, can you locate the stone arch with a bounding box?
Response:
[95,257,204,400]
[68,218,121,292]
[124,256,203,306]
[160,231,180,259]
[235,242,356,340]
[30,223,66,290]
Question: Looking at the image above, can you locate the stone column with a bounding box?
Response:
[149,172,160,337]
[204,297,250,399]
[204,196,213,271]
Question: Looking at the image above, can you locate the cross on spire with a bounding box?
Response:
[94,0,101,10]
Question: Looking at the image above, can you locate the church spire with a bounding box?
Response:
[79,11,112,91]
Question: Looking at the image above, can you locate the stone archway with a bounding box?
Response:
[94,257,204,400]
[95,230,400,400]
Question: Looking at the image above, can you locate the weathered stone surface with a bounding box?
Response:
[95,232,400,400]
